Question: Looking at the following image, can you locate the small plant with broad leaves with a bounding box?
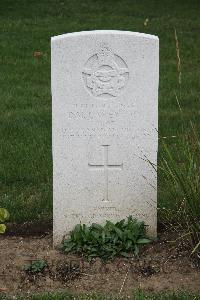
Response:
[0,208,9,234]
[23,259,47,274]
[60,216,151,261]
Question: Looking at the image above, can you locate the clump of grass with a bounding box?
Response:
[60,216,151,261]
[158,30,200,257]
[160,121,200,255]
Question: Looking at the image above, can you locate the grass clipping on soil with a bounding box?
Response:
[60,216,151,261]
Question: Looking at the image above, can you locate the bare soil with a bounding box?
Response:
[0,231,199,297]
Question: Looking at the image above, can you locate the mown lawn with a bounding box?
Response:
[0,291,200,300]
[0,0,200,222]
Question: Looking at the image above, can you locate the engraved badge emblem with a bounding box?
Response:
[82,44,129,98]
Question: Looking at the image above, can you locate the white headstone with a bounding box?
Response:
[52,30,159,245]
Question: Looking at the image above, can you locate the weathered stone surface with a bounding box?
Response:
[51,30,159,245]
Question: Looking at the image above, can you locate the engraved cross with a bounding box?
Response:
[88,145,123,202]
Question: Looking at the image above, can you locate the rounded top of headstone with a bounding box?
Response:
[51,30,159,42]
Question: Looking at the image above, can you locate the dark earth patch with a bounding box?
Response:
[0,231,199,297]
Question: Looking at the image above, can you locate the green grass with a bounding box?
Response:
[0,0,200,222]
[159,120,200,252]
[0,291,200,300]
